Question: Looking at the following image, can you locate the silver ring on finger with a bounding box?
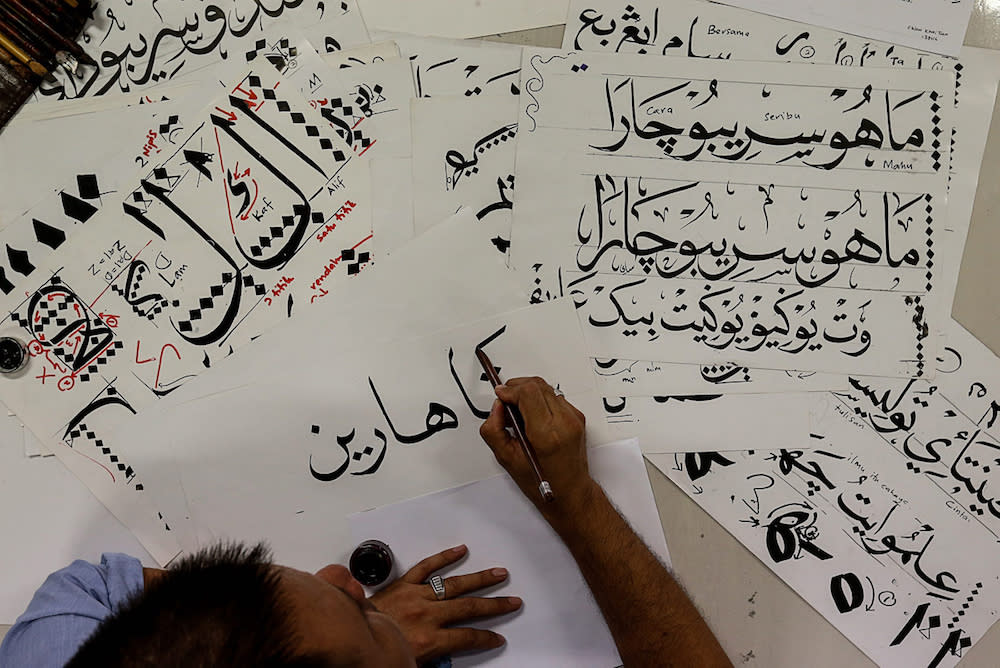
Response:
[428,574,447,600]
[553,386,565,398]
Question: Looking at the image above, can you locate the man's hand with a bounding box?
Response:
[479,377,597,515]
[369,544,521,664]
[481,377,733,667]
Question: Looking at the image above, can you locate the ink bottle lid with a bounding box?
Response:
[349,539,395,587]
[0,337,27,374]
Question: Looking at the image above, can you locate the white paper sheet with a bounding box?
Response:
[358,0,568,39]
[349,439,670,668]
[593,357,849,396]
[0,97,197,264]
[19,420,51,459]
[289,45,418,254]
[321,55,417,253]
[0,102,211,564]
[565,1,1000,319]
[0,62,375,564]
[387,35,523,99]
[321,41,401,69]
[112,211,532,555]
[0,100,176,227]
[603,393,819,453]
[0,422,153,623]
[511,48,953,380]
[565,0,958,65]
[411,94,518,254]
[647,319,1000,666]
[714,0,973,57]
[371,157,416,254]
[145,300,610,571]
[319,56,416,159]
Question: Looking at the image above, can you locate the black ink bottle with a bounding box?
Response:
[350,540,395,587]
[0,337,27,374]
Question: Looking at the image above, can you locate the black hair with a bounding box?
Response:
[67,542,336,668]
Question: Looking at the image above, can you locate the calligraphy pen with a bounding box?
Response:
[0,19,48,77]
[2,0,96,67]
[475,348,556,503]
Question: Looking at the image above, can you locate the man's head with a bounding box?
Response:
[68,543,416,668]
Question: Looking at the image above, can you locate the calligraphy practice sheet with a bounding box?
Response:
[817,319,1000,544]
[321,40,401,69]
[284,42,416,252]
[35,0,372,101]
[648,319,1000,667]
[358,0,568,39]
[511,48,954,380]
[568,1,995,396]
[0,60,379,562]
[0,422,153,623]
[566,0,962,66]
[714,0,973,56]
[129,299,610,570]
[243,32,417,161]
[411,94,518,251]
[388,35,523,99]
[0,99,184,226]
[138,210,531,395]
[350,439,670,668]
[112,211,532,553]
[330,56,417,252]
[563,2,1000,395]
[565,0,1000,317]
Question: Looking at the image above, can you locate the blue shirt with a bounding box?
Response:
[0,553,143,667]
[0,554,451,668]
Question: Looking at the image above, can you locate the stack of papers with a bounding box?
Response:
[0,0,997,665]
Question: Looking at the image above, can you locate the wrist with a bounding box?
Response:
[541,477,603,534]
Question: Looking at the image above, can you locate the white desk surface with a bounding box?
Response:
[5,6,1000,665]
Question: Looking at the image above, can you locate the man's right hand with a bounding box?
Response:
[479,377,597,518]
[480,376,733,666]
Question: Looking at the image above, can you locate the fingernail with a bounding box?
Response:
[491,567,508,578]
[451,544,467,554]
[495,384,507,394]
[508,596,522,607]
[493,633,507,647]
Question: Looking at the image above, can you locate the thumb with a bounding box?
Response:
[479,399,518,464]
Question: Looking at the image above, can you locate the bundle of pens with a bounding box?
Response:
[0,0,94,130]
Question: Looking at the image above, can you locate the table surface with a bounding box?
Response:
[4,5,1000,665]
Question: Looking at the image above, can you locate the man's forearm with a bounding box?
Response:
[545,481,732,668]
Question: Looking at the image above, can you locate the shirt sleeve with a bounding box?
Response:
[0,553,144,668]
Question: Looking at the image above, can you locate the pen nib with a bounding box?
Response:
[55,51,79,75]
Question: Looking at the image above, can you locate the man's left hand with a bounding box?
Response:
[370,544,521,663]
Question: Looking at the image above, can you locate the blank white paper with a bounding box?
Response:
[350,439,670,668]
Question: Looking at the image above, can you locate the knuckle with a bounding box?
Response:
[413,630,434,653]
[454,598,478,617]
